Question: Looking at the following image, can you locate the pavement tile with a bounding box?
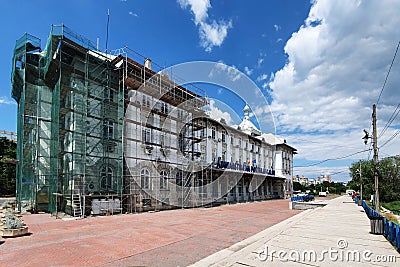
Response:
[0,199,299,267]
[192,196,400,267]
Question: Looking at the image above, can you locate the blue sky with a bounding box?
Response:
[1,0,400,182]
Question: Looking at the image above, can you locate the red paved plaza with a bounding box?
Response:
[0,199,300,266]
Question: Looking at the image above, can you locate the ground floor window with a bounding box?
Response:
[160,170,168,190]
[100,166,113,190]
[141,169,150,189]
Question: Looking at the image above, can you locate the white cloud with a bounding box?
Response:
[268,0,400,170]
[0,96,15,105]
[257,58,264,67]
[257,73,268,82]
[274,24,281,32]
[199,20,232,52]
[205,99,233,125]
[209,61,242,82]
[262,82,268,89]
[244,66,253,76]
[128,11,138,17]
[178,0,210,24]
[178,0,232,52]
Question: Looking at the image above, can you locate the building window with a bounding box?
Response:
[142,128,152,143]
[211,126,216,139]
[142,94,150,108]
[100,166,113,190]
[176,171,183,188]
[200,125,206,138]
[104,88,114,102]
[231,135,234,145]
[178,133,184,151]
[177,110,184,119]
[153,114,160,128]
[161,102,168,114]
[103,119,114,139]
[239,138,242,147]
[212,148,217,162]
[222,151,226,161]
[160,133,165,147]
[141,169,150,189]
[160,171,168,190]
[222,131,226,143]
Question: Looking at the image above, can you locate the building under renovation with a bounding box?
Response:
[11,25,296,217]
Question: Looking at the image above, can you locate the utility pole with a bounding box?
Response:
[372,104,379,211]
[359,160,362,200]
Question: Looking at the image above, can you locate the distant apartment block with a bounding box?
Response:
[317,175,332,184]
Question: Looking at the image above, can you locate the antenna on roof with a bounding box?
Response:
[105,9,110,52]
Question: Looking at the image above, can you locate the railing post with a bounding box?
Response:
[396,224,400,250]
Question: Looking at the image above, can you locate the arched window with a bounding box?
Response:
[100,166,113,190]
[141,169,150,189]
[222,130,226,143]
[160,171,168,190]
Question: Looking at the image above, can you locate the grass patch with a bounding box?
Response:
[382,201,400,215]
[382,213,399,225]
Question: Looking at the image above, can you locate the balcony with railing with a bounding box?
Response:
[214,160,275,176]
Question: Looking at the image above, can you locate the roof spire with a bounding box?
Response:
[243,103,251,120]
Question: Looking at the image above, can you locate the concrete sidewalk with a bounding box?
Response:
[192,195,400,266]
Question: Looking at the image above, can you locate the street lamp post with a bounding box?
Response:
[356,161,362,201]
[359,161,362,200]
[372,105,379,212]
[362,104,379,212]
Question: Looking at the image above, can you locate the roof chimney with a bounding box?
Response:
[144,58,152,69]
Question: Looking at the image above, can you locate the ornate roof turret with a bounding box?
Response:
[238,103,261,136]
[243,103,251,120]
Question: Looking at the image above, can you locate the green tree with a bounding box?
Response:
[0,137,17,196]
[293,181,304,191]
[349,157,400,202]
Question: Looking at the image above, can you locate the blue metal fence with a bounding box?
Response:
[360,200,399,252]
[290,195,314,202]
[361,200,383,219]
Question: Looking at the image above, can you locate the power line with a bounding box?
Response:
[376,41,400,106]
[329,169,349,176]
[379,129,400,149]
[294,149,371,168]
[292,137,361,150]
[378,103,400,139]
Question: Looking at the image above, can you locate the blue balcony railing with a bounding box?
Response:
[215,161,275,175]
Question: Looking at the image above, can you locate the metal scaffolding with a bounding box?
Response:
[11,25,294,217]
